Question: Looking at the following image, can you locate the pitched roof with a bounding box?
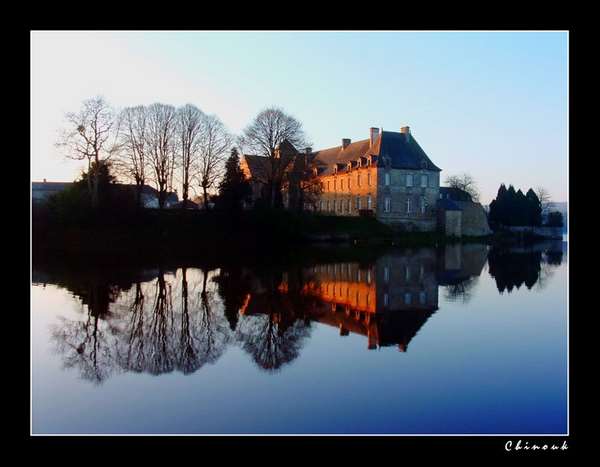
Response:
[440,187,472,202]
[311,130,441,176]
[32,181,73,191]
[437,198,462,211]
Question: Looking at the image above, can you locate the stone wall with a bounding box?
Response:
[443,210,462,237]
[318,166,378,215]
[455,201,492,237]
[376,168,440,231]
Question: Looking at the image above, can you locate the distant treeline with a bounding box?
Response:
[489,184,559,228]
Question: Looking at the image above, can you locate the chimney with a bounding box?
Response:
[369,127,379,147]
[43,178,47,183]
[341,138,351,149]
[400,126,410,140]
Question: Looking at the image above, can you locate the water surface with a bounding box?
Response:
[32,241,567,434]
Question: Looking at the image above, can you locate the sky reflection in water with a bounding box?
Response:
[31,241,567,434]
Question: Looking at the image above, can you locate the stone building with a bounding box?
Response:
[241,126,442,231]
[436,187,492,237]
[311,127,441,231]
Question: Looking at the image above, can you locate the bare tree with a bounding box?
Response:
[444,172,480,202]
[116,106,148,208]
[239,107,309,208]
[535,186,552,214]
[146,103,178,209]
[56,96,119,208]
[176,104,205,205]
[196,114,231,210]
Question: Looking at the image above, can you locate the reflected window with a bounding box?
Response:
[419,291,427,305]
[384,266,389,282]
[384,293,389,307]
[385,172,391,186]
[404,293,412,305]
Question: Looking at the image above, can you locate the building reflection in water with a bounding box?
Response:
[33,241,564,383]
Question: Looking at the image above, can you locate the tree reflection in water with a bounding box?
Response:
[39,242,564,384]
[487,242,564,294]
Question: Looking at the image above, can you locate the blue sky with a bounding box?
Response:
[31,31,568,203]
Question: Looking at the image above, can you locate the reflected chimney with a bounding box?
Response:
[369,127,379,147]
[341,138,351,149]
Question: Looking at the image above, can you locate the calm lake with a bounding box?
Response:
[31,241,568,434]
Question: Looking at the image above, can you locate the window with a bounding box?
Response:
[405,266,410,281]
[333,199,336,211]
[327,180,330,191]
[347,199,351,212]
[406,198,411,214]
[421,174,428,188]
[384,266,389,282]
[367,270,371,284]
[326,200,330,211]
[333,179,337,191]
[341,179,344,191]
[406,174,413,187]
[404,293,412,305]
[367,172,371,186]
[385,172,390,186]
[384,197,391,213]
[384,293,389,307]
[348,178,351,189]
[367,195,372,210]
[419,291,427,305]
[357,174,361,187]
[356,196,361,210]
[420,196,426,214]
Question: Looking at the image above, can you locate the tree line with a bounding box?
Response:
[488,184,548,227]
[56,97,313,212]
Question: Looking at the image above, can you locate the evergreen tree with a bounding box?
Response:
[525,188,542,226]
[216,148,251,211]
[489,183,544,227]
